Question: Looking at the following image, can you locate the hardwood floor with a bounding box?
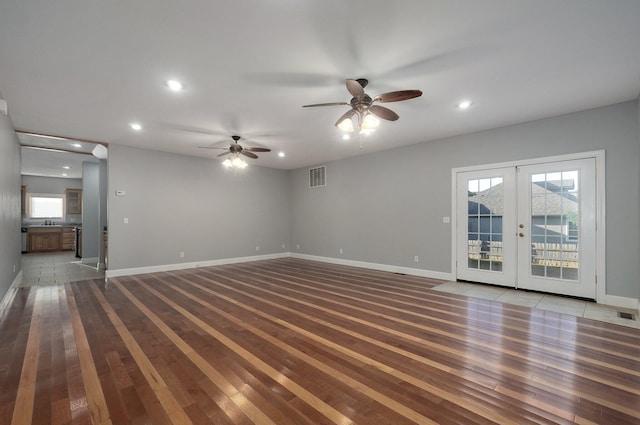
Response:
[1,258,639,424]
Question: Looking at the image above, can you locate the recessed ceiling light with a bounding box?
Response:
[130,122,142,131]
[166,79,183,92]
[62,166,70,169]
[457,100,473,110]
[71,143,82,148]
[342,134,351,140]
[278,152,285,158]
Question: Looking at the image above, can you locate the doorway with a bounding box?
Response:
[454,153,603,300]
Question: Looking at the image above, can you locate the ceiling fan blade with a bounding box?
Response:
[245,147,271,152]
[217,151,232,157]
[334,109,356,128]
[198,146,228,150]
[241,151,258,159]
[374,90,422,103]
[370,105,399,121]
[302,102,348,108]
[346,79,365,97]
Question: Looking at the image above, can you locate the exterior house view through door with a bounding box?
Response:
[454,152,602,300]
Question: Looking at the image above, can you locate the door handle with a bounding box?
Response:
[519,224,525,228]
[519,232,525,238]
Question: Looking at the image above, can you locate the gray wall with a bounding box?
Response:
[82,162,100,263]
[0,106,21,303]
[107,145,290,271]
[290,101,640,299]
[21,175,82,224]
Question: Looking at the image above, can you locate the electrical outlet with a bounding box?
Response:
[296,244,300,249]
[256,245,260,251]
[282,244,285,249]
[180,251,185,258]
[123,217,129,224]
[443,216,450,223]
[339,248,343,254]
[414,256,419,263]
[13,264,16,273]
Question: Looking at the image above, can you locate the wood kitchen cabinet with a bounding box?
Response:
[66,189,82,214]
[28,228,61,252]
[62,227,75,250]
[27,227,75,252]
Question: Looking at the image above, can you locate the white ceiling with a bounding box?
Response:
[2,1,640,173]
[19,132,100,179]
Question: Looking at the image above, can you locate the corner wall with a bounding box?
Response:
[290,101,640,300]
[0,103,22,304]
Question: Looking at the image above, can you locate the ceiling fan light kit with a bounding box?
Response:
[337,110,381,134]
[303,78,422,136]
[222,156,248,169]
[198,135,271,169]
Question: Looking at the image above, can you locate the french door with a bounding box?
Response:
[456,158,597,299]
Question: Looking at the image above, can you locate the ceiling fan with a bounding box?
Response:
[302,78,422,133]
[199,135,271,168]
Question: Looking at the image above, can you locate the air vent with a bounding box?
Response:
[618,311,636,320]
[309,166,326,188]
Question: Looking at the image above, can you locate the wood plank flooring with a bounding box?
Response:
[1,258,639,424]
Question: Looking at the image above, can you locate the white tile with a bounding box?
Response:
[583,304,640,329]
[461,285,507,301]
[431,282,477,294]
[534,296,587,317]
[495,291,544,308]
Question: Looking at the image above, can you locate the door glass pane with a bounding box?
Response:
[530,170,579,280]
[467,177,503,272]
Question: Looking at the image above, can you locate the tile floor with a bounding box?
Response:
[432,280,640,329]
[19,251,104,286]
[17,253,638,329]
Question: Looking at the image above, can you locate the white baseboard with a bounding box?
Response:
[105,252,453,282]
[11,270,22,289]
[290,253,453,281]
[603,294,639,311]
[105,252,291,278]
[0,271,23,313]
[93,254,640,313]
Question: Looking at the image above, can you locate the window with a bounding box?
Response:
[29,194,64,219]
[565,220,579,241]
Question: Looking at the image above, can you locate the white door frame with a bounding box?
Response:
[451,150,606,303]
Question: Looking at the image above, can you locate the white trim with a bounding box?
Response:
[0,271,23,313]
[105,252,291,278]
[290,253,453,281]
[594,150,606,304]
[11,270,22,289]
[603,294,639,311]
[451,150,606,302]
